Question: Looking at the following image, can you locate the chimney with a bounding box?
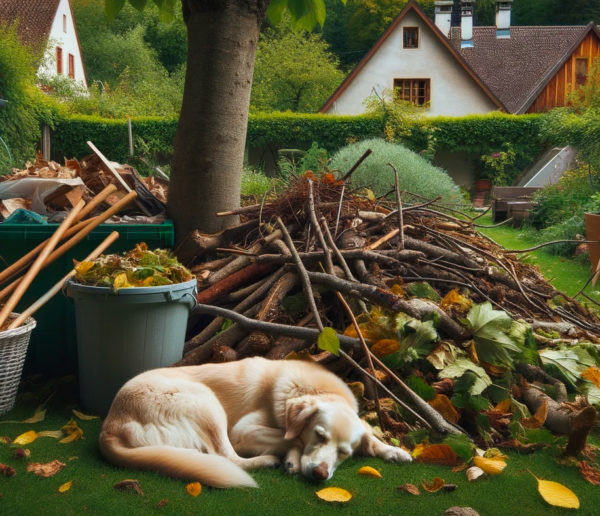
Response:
[461,1,475,48]
[496,0,513,39]
[434,1,454,37]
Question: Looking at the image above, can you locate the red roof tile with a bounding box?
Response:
[0,0,61,50]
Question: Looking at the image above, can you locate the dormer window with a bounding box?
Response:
[403,27,419,49]
[63,14,67,33]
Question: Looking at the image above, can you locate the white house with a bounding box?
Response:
[0,0,87,87]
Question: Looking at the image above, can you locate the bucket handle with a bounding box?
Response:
[166,289,198,309]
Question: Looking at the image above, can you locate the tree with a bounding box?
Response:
[251,22,345,112]
[106,0,340,242]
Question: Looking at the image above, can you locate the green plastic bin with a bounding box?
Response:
[0,221,174,375]
[66,277,197,415]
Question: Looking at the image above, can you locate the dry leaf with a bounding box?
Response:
[466,466,485,482]
[26,460,66,478]
[495,398,512,413]
[315,487,352,502]
[371,339,401,357]
[13,448,30,459]
[440,289,472,311]
[60,419,84,443]
[157,500,168,507]
[72,409,99,421]
[397,483,420,495]
[0,463,16,477]
[421,477,446,493]
[521,400,548,429]
[0,436,11,445]
[581,366,600,388]
[533,474,580,509]
[428,394,461,424]
[451,463,468,473]
[578,461,600,486]
[38,430,64,439]
[415,444,460,466]
[186,482,202,496]
[114,479,144,496]
[357,466,382,478]
[23,406,46,424]
[58,481,72,493]
[472,456,506,475]
[12,430,38,446]
[482,448,508,459]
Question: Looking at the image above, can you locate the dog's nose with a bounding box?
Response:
[312,462,329,481]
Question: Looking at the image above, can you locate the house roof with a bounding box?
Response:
[449,24,600,113]
[0,0,61,50]
[319,0,505,113]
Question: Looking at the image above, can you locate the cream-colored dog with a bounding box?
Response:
[99,357,412,488]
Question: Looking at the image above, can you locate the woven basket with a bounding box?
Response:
[0,314,36,416]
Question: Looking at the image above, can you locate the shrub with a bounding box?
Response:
[328,138,464,203]
[240,167,277,199]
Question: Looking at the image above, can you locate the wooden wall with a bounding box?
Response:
[527,32,600,113]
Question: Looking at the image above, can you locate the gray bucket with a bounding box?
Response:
[66,277,197,415]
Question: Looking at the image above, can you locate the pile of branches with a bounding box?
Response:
[175,166,600,454]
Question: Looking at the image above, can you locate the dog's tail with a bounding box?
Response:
[99,432,258,488]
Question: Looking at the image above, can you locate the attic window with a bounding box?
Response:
[403,27,419,49]
[394,78,430,106]
[63,14,67,32]
[576,58,589,86]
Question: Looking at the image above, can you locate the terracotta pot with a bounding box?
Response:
[584,212,600,272]
[476,179,492,191]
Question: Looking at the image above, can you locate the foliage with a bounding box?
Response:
[251,20,345,113]
[480,144,517,184]
[568,58,600,113]
[328,138,464,203]
[299,142,328,173]
[241,167,278,198]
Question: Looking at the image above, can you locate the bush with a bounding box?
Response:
[241,167,278,199]
[329,138,464,203]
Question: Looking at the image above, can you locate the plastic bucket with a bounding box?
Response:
[0,314,36,415]
[66,277,197,415]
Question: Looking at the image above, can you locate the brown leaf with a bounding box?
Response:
[157,500,168,507]
[421,477,446,492]
[522,399,548,429]
[495,398,512,413]
[114,479,144,496]
[579,461,600,486]
[498,439,545,454]
[397,483,420,495]
[371,339,401,357]
[428,394,460,424]
[26,460,66,478]
[416,444,460,467]
[13,448,30,459]
[0,463,16,477]
[581,366,600,388]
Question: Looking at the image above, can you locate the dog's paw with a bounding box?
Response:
[382,446,413,463]
[260,455,281,469]
[284,449,301,474]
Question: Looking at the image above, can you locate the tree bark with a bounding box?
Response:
[169,0,269,242]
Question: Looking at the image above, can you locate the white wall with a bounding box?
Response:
[37,0,87,87]
[325,11,496,116]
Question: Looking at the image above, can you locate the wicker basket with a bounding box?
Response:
[0,315,36,416]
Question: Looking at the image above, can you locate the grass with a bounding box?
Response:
[2,213,600,515]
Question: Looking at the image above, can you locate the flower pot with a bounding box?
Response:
[476,179,492,191]
[585,212,600,273]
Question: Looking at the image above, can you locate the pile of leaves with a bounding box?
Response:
[74,243,193,289]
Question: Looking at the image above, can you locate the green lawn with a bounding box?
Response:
[2,214,600,515]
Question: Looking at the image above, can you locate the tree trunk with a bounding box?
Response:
[169,0,268,243]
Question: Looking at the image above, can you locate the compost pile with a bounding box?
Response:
[176,166,600,460]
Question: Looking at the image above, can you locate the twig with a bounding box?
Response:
[388,163,405,250]
[334,184,345,238]
[341,149,372,182]
[307,179,334,273]
[503,240,596,254]
[473,217,514,228]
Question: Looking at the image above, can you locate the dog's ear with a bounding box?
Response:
[284,397,319,440]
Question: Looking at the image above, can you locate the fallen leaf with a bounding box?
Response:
[26,460,66,478]
[186,482,202,496]
[23,406,46,424]
[114,479,144,496]
[357,466,382,478]
[498,439,545,454]
[0,463,16,477]
[58,481,72,493]
[440,289,472,311]
[371,339,401,357]
[397,483,420,495]
[315,487,352,502]
[532,473,580,509]
[466,466,485,482]
[13,448,30,459]
[581,366,600,388]
[0,436,11,445]
[428,394,461,424]
[472,456,506,475]
[60,419,84,443]
[415,444,460,467]
[578,461,600,486]
[12,430,38,446]
[421,477,446,493]
[482,448,508,459]
[72,409,99,421]
[451,463,468,473]
[521,399,549,429]
[495,398,512,413]
[157,500,168,507]
[37,430,64,439]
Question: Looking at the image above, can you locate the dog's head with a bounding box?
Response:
[284,395,366,481]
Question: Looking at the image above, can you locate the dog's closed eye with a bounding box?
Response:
[338,445,351,458]
[314,425,330,443]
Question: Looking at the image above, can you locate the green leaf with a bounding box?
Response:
[443,433,475,463]
[266,0,287,25]
[509,321,539,365]
[406,375,435,402]
[407,282,441,302]
[317,327,340,355]
[468,395,491,412]
[105,0,126,20]
[440,357,492,395]
[403,319,438,357]
[540,346,596,390]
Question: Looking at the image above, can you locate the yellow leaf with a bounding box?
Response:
[428,393,461,424]
[371,339,401,357]
[415,444,460,466]
[58,481,73,493]
[473,455,507,475]
[521,400,548,429]
[113,272,132,289]
[37,430,64,439]
[186,482,202,497]
[534,475,580,509]
[315,487,352,503]
[495,398,512,413]
[59,428,83,444]
[75,261,94,274]
[365,189,375,202]
[440,289,472,311]
[72,409,99,421]
[357,466,382,478]
[23,406,46,424]
[411,443,426,458]
[581,366,600,388]
[13,430,38,445]
[421,477,446,493]
[390,284,404,296]
[142,276,155,286]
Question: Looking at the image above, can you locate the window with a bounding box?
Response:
[394,78,430,106]
[403,27,419,48]
[576,58,589,86]
[56,47,63,74]
[68,54,75,79]
[63,14,67,32]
